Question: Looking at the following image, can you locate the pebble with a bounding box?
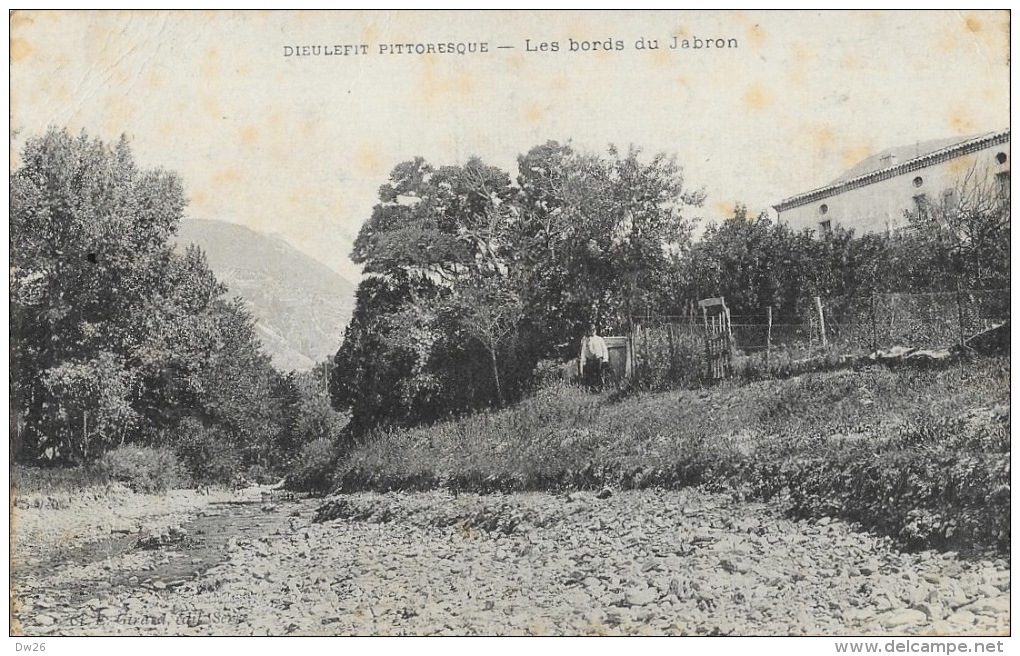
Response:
[11,489,1011,637]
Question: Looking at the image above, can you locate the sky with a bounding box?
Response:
[10,10,1010,281]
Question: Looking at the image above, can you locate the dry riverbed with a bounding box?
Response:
[11,487,1010,636]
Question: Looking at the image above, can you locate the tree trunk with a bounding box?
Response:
[489,347,504,408]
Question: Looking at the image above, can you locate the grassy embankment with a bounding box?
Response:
[332,357,1010,554]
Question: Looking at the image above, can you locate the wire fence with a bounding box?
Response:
[630,288,1010,388]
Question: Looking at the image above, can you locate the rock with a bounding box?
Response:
[720,557,749,574]
[624,586,658,607]
[817,517,832,526]
[153,580,167,590]
[977,584,1001,599]
[946,610,978,625]
[606,607,633,626]
[961,596,1010,616]
[912,602,945,621]
[879,609,928,629]
[596,487,613,500]
[859,562,881,576]
[35,614,55,626]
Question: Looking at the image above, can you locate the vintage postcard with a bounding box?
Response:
[9,10,1010,644]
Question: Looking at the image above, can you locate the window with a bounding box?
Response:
[996,152,1008,165]
[912,176,924,188]
[819,203,828,215]
[819,219,832,235]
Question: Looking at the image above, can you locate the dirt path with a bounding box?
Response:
[11,488,1009,636]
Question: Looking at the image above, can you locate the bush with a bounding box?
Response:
[11,464,110,494]
[244,464,280,486]
[95,445,187,493]
[285,437,341,494]
[173,418,242,486]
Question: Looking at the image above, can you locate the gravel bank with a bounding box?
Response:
[12,489,1010,636]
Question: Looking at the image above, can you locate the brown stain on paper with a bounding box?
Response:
[948,109,976,134]
[840,144,873,170]
[239,126,260,147]
[10,38,34,63]
[743,85,773,111]
[10,10,36,64]
[354,144,384,176]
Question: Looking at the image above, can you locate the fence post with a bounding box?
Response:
[766,306,773,364]
[955,279,966,347]
[870,293,878,354]
[814,296,827,348]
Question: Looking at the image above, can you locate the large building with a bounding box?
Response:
[774,130,1010,235]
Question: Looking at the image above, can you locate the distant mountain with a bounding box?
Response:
[174,219,357,371]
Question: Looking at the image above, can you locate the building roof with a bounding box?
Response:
[774,129,1011,212]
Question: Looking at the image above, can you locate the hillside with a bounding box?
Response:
[174,219,357,371]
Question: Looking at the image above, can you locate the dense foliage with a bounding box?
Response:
[332,140,1009,434]
[331,143,705,430]
[10,128,346,483]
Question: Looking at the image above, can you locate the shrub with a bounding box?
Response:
[244,464,280,486]
[285,437,341,494]
[173,418,242,486]
[11,464,110,494]
[95,445,187,493]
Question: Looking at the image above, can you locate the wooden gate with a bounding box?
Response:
[699,297,734,379]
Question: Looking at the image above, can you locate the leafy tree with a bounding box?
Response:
[10,127,307,479]
[333,143,707,433]
[335,157,517,430]
[443,274,524,407]
[513,142,704,351]
[10,128,188,462]
[39,353,137,462]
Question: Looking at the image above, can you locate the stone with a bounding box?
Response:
[946,610,978,625]
[912,601,945,621]
[977,584,1001,599]
[879,609,928,629]
[35,615,55,626]
[859,562,881,576]
[624,586,658,607]
[606,607,633,626]
[961,596,1010,616]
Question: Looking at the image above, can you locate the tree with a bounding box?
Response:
[903,167,1010,290]
[513,142,704,351]
[10,128,187,462]
[10,128,302,479]
[334,157,518,430]
[444,275,524,407]
[39,353,137,462]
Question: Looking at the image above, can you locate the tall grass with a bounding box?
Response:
[333,356,1010,553]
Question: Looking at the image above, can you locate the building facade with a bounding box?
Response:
[774,130,1010,235]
